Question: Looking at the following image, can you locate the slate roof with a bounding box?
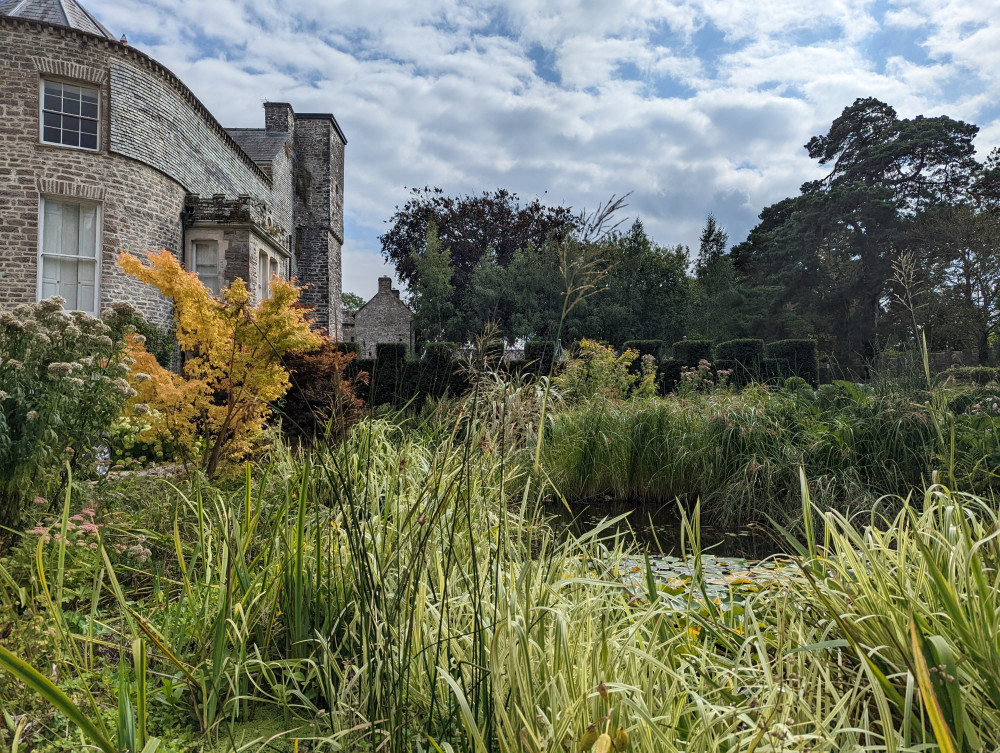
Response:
[226,129,289,165]
[0,0,115,39]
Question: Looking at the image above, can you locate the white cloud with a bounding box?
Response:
[88,0,1000,299]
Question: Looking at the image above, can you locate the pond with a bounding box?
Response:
[544,498,786,561]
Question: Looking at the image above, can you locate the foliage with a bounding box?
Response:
[525,340,560,376]
[5,398,1000,751]
[102,302,176,370]
[766,339,820,386]
[409,222,456,344]
[715,338,764,386]
[342,291,367,310]
[672,339,713,367]
[278,337,366,444]
[542,386,941,526]
[381,186,576,314]
[0,298,134,528]
[733,97,983,364]
[118,249,321,476]
[554,340,641,403]
[694,213,728,279]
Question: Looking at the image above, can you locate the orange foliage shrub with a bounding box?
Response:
[279,338,368,444]
[119,249,321,476]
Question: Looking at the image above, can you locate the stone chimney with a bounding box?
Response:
[378,276,393,294]
[264,102,295,133]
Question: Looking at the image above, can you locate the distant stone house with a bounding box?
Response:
[0,0,347,337]
[342,277,414,357]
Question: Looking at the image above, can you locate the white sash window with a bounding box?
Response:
[41,80,100,151]
[39,198,100,314]
[192,240,220,295]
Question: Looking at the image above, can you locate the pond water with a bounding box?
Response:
[544,499,786,561]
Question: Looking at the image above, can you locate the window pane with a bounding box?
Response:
[76,260,96,313]
[43,201,63,255]
[41,80,99,149]
[78,206,97,258]
[193,241,220,294]
[41,256,60,299]
[60,203,80,256]
[59,258,78,310]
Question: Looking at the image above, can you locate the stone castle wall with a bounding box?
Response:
[0,15,344,335]
[0,17,190,326]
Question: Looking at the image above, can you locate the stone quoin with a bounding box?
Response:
[0,0,347,337]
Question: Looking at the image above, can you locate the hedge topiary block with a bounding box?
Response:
[672,340,713,367]
[765,339,819,387]
[622,340,664,359]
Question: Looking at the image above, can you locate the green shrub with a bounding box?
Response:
[672,339,713,367]
[766,339,819,386]
[375,342,408,367]
[0,298,135,528]
[941,366,999,386]
[657,358,685,393]
[784,375,810,391]
[103,302,176,369]
[278,338,365,444]
[716,339,764,386]
[622,340,664,360]
[336,341,361,356]
[525,340,559,375]
[762,357,789,381]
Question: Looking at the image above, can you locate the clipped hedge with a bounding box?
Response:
[672,339,713,367]
[766,339,819,387]
[335,341,361,356]
[623,340,664,360]
[941,366,999,386]
[657,358,685,393]
[716,339,764,387]
[525,340,559,375]
[376,342,408,368]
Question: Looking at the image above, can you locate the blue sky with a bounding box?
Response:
[87,0,1000,298]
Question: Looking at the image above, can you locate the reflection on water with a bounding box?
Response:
[544,500,785,560]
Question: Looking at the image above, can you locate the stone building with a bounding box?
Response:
[0,0,347,336]
[342,277,414,357]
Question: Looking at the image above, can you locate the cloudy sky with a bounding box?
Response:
[88,0,1000,298]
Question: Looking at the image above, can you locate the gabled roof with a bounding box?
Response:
[0,0,115,40]
[226,129,290,165]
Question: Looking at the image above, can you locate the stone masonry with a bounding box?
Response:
[342,276,414,358]
[0,1,348,337]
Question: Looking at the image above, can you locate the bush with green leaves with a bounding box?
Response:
[0,298,135,529]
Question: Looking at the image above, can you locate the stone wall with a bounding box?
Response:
[108,59,273,206]
[0,15,344,335]
[292,115,345,337]
[0,17,189,327]
[346,277,413,357]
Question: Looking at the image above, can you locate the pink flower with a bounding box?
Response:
[79,523,99,535]
[27,527,48,536]
[88,542,98,550]
[81,509,95,517]
[43,517,54,523]
[70,514,85,522]
[33,496,48,506]
[76,540,86,547]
